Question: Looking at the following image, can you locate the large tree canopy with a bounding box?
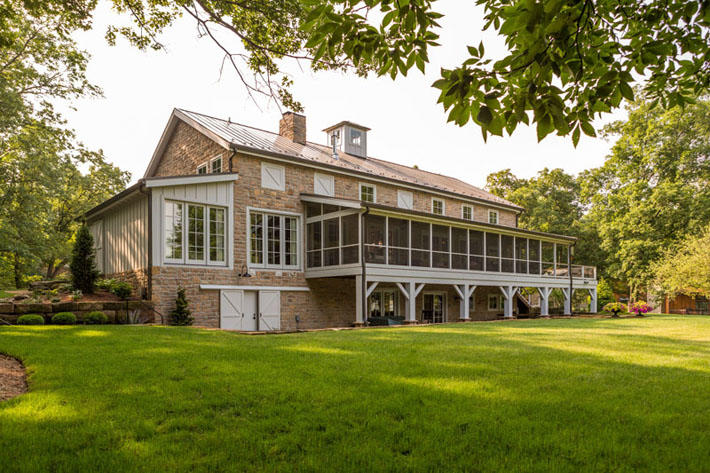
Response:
[653,224,710,298]
[582,97,710,297]
[7,1,706,141]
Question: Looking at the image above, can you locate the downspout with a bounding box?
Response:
[228,144,238,172]
[360,206,370,326]
[568,242,575,315]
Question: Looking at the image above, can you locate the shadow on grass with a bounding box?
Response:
[1,319,710,472]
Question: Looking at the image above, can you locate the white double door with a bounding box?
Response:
[220,290,281,331]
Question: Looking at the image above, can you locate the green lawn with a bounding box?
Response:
[1,316,709,472]
[0,289,13,299]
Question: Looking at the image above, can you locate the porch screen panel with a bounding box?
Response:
[556,244,569,276]
[501,234,514,273]
[323,217,340,266]
[306,221,322,268]
[528,239,541,274]
[485,233,500,272]
[542,241,554,276]
[432,224,450,268]
[388,217,409,266]
[411,221,430,267]
[469,230,484,271]
[451,227,468,270]
[364,214,385,263]
[305,202,322,218]
[341,213,359,264]
[515,237,528,273]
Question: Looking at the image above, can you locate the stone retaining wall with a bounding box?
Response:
[0,300,155,324]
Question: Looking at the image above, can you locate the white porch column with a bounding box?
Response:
[538,287,552,317]
[355,275,364,325]
[500,285,517,318]
[562,287,572,315]
[589,287,598,313]
[403,282,424,324]
[454,284,469,321]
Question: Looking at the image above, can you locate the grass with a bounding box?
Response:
[1,316,709,472]
[0,289,13,299]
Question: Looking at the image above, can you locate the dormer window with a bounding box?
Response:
[350,129,362,146]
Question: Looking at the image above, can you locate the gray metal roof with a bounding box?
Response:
[176,109,521,210]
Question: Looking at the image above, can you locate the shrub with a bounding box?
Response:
[72,289,83,301]
[96,278,116,291]
[70,224,99,293]
[603,302,627,317]
[17,314,45,325]
[52,312,77,325]
[170,287,193,326]
[85,311,108,325]
[631,301,653,316]
[111,282,133,300]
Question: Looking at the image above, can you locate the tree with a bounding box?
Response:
[583,96,710,298]
[170,287,193,326]
[9,1,706,141]
[653,224,710,298]
[70,224,99,293]
[0,3,130,286]
[485,168,606,274]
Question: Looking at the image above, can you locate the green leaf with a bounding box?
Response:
[572,126,580,147]
[619,82,634,101]
[477,106,493,125]
[580,121,596,137]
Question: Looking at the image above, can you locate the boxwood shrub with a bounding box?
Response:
[111,282,132,300]
[85,311,108,325]
[52,312,77,325]
[17,314,45,325]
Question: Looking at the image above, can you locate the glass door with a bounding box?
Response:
[422,293,445,323]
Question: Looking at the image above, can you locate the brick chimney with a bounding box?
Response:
[279,112,306,145]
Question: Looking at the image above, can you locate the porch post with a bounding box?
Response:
[562,287,572,315]
[355,274,364,325]
[589,287,597,313]
[455,284,470,321]
[406,281,417,323]
[538,287,551,317]
[500,285,516,318]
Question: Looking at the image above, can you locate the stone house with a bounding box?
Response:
[84,109,597,330]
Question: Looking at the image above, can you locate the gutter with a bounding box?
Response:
[360,206,370,326]
[228,144,238,172]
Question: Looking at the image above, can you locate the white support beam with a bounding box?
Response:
[366,282,379,298]
[414,283,425,298]
[355,275,364,324]
[406,281,418,323]
[467,285,477,298]
[455,284,470,321]
[499,285,518,318]
[538,287,552,316]
[561,287,572,315]
[453,284,464,299]
[396,282,409,299]
[589,287,598,314]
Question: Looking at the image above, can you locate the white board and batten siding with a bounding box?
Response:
[88,195,149,275]
[151,181,235,268]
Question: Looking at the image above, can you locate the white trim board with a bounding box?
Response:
[145,173,238,188]
[201,284,310,291]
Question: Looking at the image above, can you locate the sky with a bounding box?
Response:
[63,1,625,188]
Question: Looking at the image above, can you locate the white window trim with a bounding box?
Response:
[359,182,376,203]
[210,155,223,173]
[163,200,228,267]
[314,172,335,197]
[261,162,286,191]
[488,210,499,225]
[246,207,302,271]
[397,190,413,210]
[462,205,473,220]
[488,294,501,311]
[432,198,445,215]
[196,163,208,174]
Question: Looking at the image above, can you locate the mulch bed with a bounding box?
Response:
[0,354,27,402]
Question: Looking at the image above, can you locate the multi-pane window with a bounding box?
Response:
[432,198,444,215]
[488,210,498,225]
[164,201,226,265]
[197,164,208,175]
[462,205,473,220]
[165,201,183,261]
[211,156,222,173]
[360,184,375,203]
[249,211,299,269]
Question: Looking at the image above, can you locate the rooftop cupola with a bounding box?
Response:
[323,121,370,158]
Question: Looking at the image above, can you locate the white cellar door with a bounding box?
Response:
[258,290,281,331]
[220,290,244,330]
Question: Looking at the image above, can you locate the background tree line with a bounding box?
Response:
[485,96,710,301]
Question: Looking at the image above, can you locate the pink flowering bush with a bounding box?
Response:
[631,301,653,316]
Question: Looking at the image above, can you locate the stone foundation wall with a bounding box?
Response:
[0,300,154,324]
[106,268,150,300]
